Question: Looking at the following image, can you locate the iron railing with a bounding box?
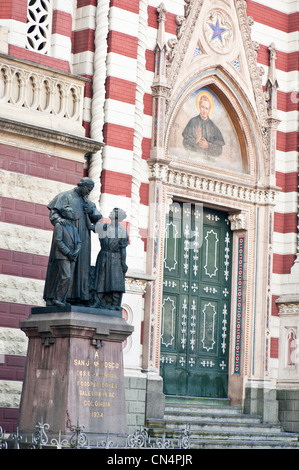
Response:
[0,420,190,450]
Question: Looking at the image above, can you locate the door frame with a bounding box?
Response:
[142,69,277,408]
[143,175,276,406]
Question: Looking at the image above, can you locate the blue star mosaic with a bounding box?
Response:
[208,16,229,45]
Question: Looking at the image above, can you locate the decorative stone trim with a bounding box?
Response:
[234,236,245,373]
[130,0,148,241]
[89,0,110,205]
[276,297,299,315]
[228,213,247,231]
[0,54,84,118]
[125,271,155,295]
[148,162,277,205]
[0,117,103,153]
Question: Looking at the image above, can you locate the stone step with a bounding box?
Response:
[146,396,299,449]
[148,419,285,435]
[147,424,299,449]
[164,409,259,423]
[191,439,299,449]
[165,404,243,416]
[163,405,263,424]
[165,395,231,406]
[191,431,299,442]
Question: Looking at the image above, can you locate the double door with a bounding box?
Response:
[160,203,232,397]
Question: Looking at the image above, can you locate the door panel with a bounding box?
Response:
[160,204,232,397]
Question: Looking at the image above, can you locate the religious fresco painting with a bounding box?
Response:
[168,86,247,173]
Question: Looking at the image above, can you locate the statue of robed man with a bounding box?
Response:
[43,177,102,305]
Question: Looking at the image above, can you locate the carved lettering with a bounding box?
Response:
[72,350,121,419]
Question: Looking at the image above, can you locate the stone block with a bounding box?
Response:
[18,307,133,442]
[145,376,165,420]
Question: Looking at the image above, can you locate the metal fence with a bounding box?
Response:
[0,419,190,449]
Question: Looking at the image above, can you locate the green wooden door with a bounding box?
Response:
[160,203,232,397]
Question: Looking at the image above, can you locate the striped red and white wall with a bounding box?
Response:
[246,0,298,369]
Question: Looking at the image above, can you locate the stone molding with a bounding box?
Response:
[148,162,277,206]
[125,271,155,295]
[0,117,103,153]
[130,0,148,241]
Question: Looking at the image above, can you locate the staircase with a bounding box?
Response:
[146,396,299,449]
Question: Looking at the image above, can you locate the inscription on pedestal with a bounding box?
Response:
[74,353,119,419]
[69,340,127,435]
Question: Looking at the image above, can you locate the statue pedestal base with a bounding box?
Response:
[18,306,133,446]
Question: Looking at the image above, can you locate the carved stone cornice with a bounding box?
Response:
[148,161,278,205]
[0,117,103,153]
[151,85,171,98]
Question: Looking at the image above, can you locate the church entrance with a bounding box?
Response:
[160,202,232,398]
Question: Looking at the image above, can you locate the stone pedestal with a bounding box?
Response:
[18,306,133,446]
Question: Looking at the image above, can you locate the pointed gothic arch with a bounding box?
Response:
[143,1,280,408]
[164,68,265,181]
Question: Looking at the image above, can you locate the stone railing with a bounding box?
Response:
[0,53,87,137]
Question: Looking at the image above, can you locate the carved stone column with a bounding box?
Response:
[227,211,248,406]
[140,4,172,420]
[241,203,279,423]
[88,0,110,207]
[264,43,281,184]
[126,0,148,272]
[142,166,169,419]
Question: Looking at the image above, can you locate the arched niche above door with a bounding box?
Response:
[166,82,250,175]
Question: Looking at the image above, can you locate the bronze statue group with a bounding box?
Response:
[43,178,128,311]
